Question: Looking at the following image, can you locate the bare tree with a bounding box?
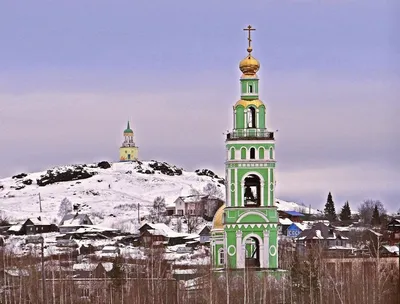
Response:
[0,210,9,226]
[202,182,224,199]
[358,199,387,225]
[176,217,182,233]
[186,203,204,233]
[189,187,201,196]
[149,196,167,223]
[57,197,73,219]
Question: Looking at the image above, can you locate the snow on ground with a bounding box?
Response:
[0,160,317,233]
[0,160,224,232]
[275,199,320,215]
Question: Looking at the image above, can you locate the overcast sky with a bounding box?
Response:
[0,0,399,212]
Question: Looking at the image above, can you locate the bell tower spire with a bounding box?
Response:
[211,26,278,270]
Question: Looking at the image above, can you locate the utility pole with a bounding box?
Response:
[40,236,46,304]
[137,203,140,224]
[38,193,42,213]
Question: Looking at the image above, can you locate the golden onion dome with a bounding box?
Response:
[239,52,260,76]
[212,204,226,230]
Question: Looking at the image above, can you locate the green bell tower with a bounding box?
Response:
[211,25,279,270]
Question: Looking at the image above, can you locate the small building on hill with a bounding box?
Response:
[59,213,93,233]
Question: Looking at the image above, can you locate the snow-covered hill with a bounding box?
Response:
[0,160,319,232]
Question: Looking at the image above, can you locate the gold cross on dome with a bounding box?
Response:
[243,25,256,50]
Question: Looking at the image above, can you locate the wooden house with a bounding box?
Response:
[296,222,351,255]
[199,225,211,244]
[139,223,193,247]
[8,217,56,235]
[59,213,93,233]
[279,218,293,235]
[173,195,224,220]
[379,245,399,257]
[386,218,400,245]
[278,210,305,223]
[72,262,113,278]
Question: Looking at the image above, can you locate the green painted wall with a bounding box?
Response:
[240,78,259,100]
[235,106,245,129]
[258,105,266,129]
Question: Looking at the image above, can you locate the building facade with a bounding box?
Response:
[119,121,139,161]
[211,26,279,270]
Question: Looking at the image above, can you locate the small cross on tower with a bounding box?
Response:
[243,25,256,53]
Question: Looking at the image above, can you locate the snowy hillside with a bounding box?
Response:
[276,199,319,215]
[0,160,318,232]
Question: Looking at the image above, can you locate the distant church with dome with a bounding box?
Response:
[119,121,139,161]
[210,25,279,271]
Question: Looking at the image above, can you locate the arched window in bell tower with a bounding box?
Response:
[247,107,256,128]
[250,147,255,159]
[243,174,261,207]
[241,147,247,160]
[230,147,235,160]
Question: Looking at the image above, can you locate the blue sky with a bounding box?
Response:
[0,0,399,212]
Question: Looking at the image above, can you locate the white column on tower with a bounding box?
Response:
[236,230,244,268]
[263,230,270,268]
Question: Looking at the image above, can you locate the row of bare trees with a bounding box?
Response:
[1,243,399,304]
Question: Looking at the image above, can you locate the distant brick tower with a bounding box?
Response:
[119,121,139,161]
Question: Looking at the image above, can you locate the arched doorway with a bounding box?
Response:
[244,236,260,268]
[243,174,261,207]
